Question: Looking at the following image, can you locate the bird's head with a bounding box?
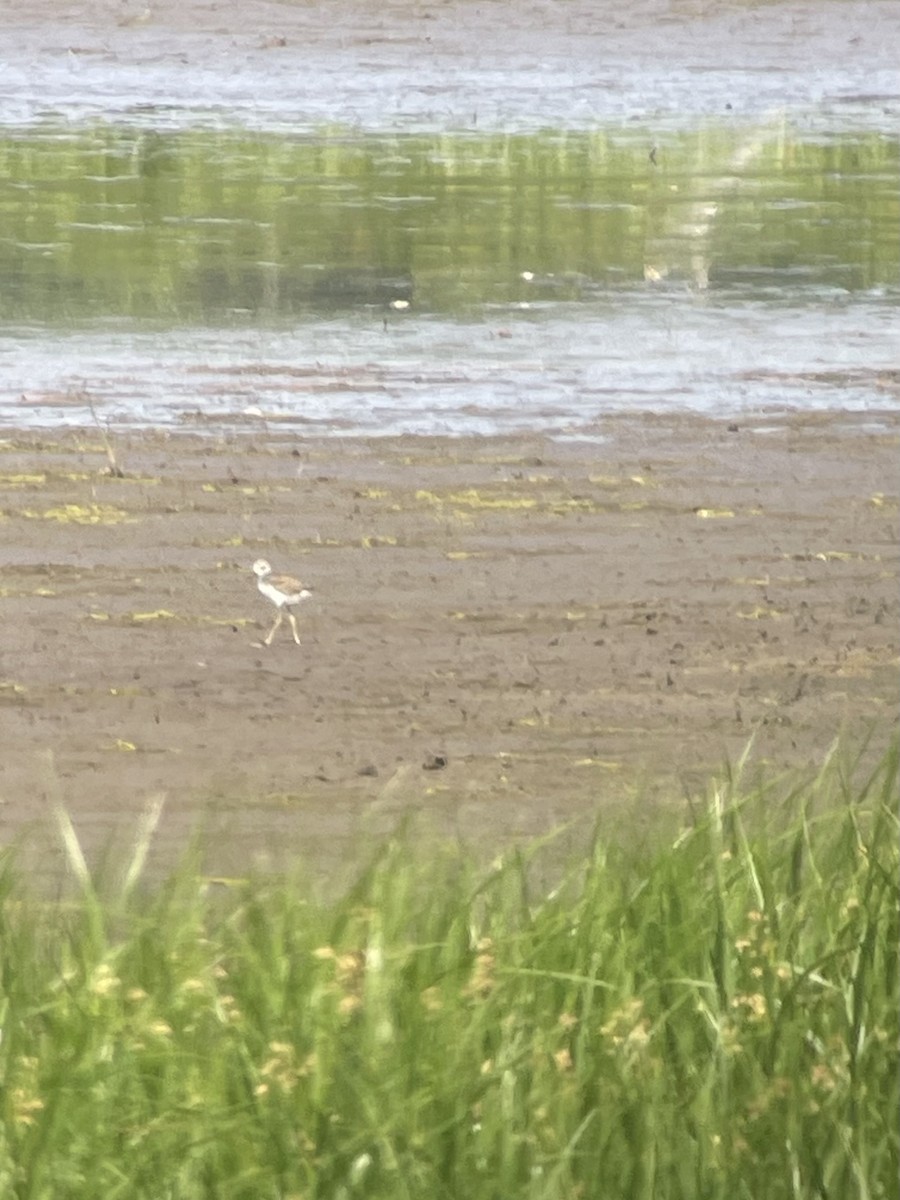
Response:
[252,559,272,579]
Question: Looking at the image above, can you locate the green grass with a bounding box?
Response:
[0,742,897,1199]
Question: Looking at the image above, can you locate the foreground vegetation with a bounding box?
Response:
[0,743,897,1199]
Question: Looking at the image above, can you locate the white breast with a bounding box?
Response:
[258,576,310,608]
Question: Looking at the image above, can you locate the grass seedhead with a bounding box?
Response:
[82,384,126,477]
[0,742,896,1199]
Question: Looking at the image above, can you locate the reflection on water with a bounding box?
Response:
[0,122,897,432]
[0,123,896,320]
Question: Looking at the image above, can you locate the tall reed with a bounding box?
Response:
[0,742,896,1199]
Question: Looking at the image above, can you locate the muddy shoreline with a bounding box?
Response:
[3,0,899,134]
[1,411,896,882]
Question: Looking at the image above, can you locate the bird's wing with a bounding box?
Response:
[268,573,307,594]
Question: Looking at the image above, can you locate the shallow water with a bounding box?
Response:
[0,11,898,435]
[2,3,898,139]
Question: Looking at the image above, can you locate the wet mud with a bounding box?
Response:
[1,413,897,881]
[3,0,899,134]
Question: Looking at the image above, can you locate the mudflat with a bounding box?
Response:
[1,411,896,880]
[6,0,899,79]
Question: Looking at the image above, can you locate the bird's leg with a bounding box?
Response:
[286,610,301,645]
[263,611,283,646]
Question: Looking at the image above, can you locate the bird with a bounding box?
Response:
[251,559,312,646]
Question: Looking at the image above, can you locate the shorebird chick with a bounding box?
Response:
[252,559,312,646]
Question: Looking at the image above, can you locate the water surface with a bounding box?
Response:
[0,73,897,434]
